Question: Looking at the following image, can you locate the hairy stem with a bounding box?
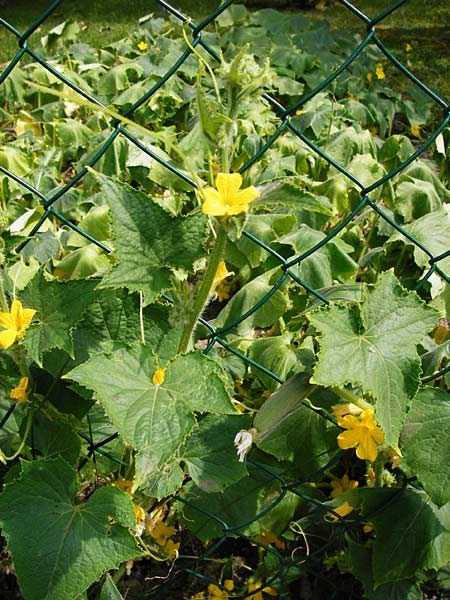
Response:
[177,223,227,354]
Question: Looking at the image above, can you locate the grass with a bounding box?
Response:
[0,0,449,100]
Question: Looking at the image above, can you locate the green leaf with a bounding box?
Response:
[253,182,333,214]
[400,387,450,507]
[278,224,358,287]
[214,268,290,336]
[99,574,123,600]
[136,414,250,498]
[97,175,208,304]
[0,458,143,600]
[67,346,235,495]
[358,487,446,586]
[21,273,99,365]
[254,374,337,474]
[349,540,422,600]
[32,412,81,465]
[177,464,279,542]
[388,208,450,275]
[248,333,297,390]
[308,272,437,445]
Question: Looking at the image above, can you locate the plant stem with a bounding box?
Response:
[330,386,372,410]
[177,223,227,354]
[0,269,9,311]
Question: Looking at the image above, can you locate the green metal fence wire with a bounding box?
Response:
[0,0,449,597]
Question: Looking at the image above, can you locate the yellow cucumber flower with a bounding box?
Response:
[201,173,259,217]
[152,367,166,386]
[330,474,359,498]
[207,580,234,599]
[411,124,421,138]
[10,376,29,403]
[337,409,384,462]
[326,501,353,523]
[375,66,385,80]
[137,40,148,51]
[247,581,278,600]
[212,260,234,292]
[0,299,36,349]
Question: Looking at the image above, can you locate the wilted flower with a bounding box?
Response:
[332,402,363,419]
[234,428,256,462]
[10,377,29,403]
[211,261,234,294]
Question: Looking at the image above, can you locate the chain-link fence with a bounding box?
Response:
[0,0,449,597]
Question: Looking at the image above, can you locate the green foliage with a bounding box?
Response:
[0,458,143,600]
[0,1,448,598]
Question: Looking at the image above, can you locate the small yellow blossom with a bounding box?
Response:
[367,72,373,83]
[216,280,233,302]
[332,403,362,419]
[247,581,278,600]
[254,528,285,550]
[330,474,359,498]
[207,580,234,599]
[325,501,353,523]
[363,522,374,534]
[10,376,29,403]
[410,124,421,138]
[152,367,166,386]
[189,593,205,600]
[337,409,384,462]
[211,261,234,294]
[148,519,180,559]
[375,66,385,80]
[295,108,303,116]
[137,40,148,51]
[0,299,36,349]
[113,477,133,494]
[201,173,259,217]
[405,42,413,52]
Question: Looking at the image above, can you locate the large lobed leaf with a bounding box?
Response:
[0,458,144,600]
[308,272,437,445]
[21,272,99,365]
[96,175,209,304]
[400,387,450,507]
[66,345,236,496]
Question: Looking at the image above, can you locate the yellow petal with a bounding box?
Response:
[337,428,361,450]
[0,311,16,330]
[202,188,227,216]
[232,185,260,207]
[0,329,18,349]
[337,413,360,429]
[215,172,243,202]
[19,307,37,331]
[356,432,378,462]
[212,261,234,290]
[10,299,23,327]
[10,376,29,402]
